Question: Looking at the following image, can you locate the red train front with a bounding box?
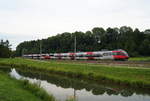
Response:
[112,50,129,60]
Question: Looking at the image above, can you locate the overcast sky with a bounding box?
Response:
[0,0,150,50]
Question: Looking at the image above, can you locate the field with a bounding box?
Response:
[0,71,56,101]
[54,58,150,68]
[129,57,150,61]
[0,58,150,89]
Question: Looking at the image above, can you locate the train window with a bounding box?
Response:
[93,53,103,57]
[112,52,126,56]
[112,52,117,55]
[76,53,84,57]
[117,52,125,56]
[103,53,107,56]
[85,54,103,57]
[103,52,111,56]
[50,54,54,56]
[86,54,92,57]
[78,55,84,57]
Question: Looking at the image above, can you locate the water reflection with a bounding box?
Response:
[16,69,150,97]
[0,67,150,101]
[16,68,150,101]
[10,68,22,79]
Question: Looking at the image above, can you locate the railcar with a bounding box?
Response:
[23,49,129,60]
[23,54,50,59]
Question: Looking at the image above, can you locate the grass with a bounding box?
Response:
[129,56,150,61]
[0,71,56,101]
[0,58,150,89]
[22,80,56,101]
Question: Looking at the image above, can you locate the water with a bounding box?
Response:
[1,67,150,101]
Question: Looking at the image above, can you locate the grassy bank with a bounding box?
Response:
[0,71,56,101]
[129,57,150,61]
[0,58,150,89]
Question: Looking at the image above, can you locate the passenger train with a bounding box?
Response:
[23,49,129,60]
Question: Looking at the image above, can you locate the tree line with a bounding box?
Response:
[16,26,150,57]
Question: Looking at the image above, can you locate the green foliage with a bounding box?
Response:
[15,26,150,57]
[139,38,150,56]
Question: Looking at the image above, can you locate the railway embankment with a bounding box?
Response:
[0,58,150,89]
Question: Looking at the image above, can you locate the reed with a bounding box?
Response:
[22,80,56,101]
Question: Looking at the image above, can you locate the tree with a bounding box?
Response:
[139,33,150,56]
[103,27,119,50]
[0,40,11,58]
[92,27,105,50]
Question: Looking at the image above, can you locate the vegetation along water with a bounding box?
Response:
[0,58,150,89]
[1,66,150,101]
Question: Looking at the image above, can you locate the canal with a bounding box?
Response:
[0,66,150,101]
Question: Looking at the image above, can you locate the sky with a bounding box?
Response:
[0,0,150,50]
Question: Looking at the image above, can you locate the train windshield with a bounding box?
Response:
[113,51,128,56]
[117,52,126,56]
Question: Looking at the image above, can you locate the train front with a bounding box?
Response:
[112,50,129,60]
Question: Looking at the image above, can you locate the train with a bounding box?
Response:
[23,49,129,60]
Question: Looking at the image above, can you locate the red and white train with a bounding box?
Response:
[23,49,129,60]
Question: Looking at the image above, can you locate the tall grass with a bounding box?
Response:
[22,80,56,101]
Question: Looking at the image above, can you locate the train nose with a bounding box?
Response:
[126,56,129,59]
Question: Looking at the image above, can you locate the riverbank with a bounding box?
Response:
[0,70,56,101]
[0,58,150,89]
